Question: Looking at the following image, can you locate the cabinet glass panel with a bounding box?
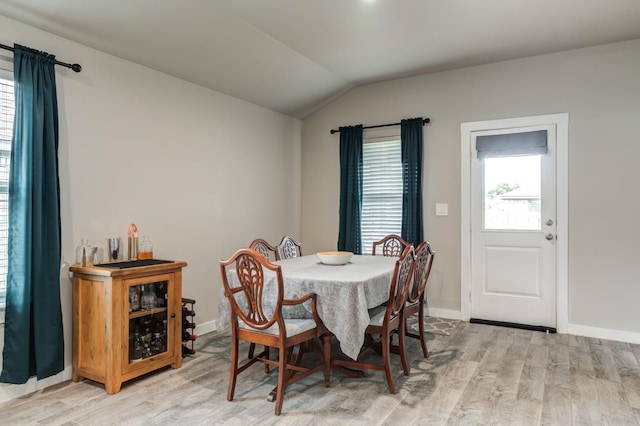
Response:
[127,281,169,363]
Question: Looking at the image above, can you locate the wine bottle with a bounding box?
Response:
[182,308,196,317]
[182,345,196,356]
[182,320,196,329]
[183,332,197,341]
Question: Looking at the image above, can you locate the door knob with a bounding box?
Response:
[545,233,554,240]
[545,219,554,226]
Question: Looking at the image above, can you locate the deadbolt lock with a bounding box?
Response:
[545,219,554,226]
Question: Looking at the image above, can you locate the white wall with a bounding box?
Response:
[302,39,640,336]
[0,15,302,401]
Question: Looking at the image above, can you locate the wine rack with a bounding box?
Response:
[182,297,197,357]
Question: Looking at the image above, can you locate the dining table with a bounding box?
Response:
[218,253,398,360]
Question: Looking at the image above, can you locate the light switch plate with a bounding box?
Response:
[436,203,448,216]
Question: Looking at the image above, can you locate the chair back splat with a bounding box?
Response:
[249,238,280,262]
[277,235,303,260]
[372,234,409,257]
[402,241,435,359]
[228,250,281,329]
[408,241,435,305]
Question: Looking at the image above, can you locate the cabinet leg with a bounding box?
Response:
[104,380,122,394]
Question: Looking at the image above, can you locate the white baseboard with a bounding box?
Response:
[0,365,72,404]
[568,323,640,345]
[426,308,463,321]
[197,319,218,336]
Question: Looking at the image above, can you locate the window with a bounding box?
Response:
[361,138,402,254]
[483,155,541,230]
[0,71,13,309]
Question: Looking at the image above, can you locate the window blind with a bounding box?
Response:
[361,139,402,254]
[476,130,548,159]
[0,75,14,306]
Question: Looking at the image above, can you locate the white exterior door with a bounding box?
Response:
[469,124,557,329]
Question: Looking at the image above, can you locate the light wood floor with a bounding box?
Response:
[2,321,640,425]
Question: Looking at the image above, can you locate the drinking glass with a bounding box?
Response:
[108,237,120,262]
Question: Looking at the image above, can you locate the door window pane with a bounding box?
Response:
[484,155,541,230]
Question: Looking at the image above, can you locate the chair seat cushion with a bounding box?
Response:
[406,299,422,309]
[239,318,317,336]
[368,304,387,327]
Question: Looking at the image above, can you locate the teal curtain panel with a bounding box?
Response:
[400,118,424,247]
[338,125,363,254]
[0,44,64,384]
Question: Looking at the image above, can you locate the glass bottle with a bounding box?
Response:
[129,286,141,312]
[75,239,96,266]
[128,223,138,260]
[75,239,89,265]
[141,285,157,311]
[132,333,143,360]
[182,344,196,356]
[139,235,153,259]
[154,282,167,307]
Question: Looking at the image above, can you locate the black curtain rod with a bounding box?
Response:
[0,43,82,72]
[330,117,430,134]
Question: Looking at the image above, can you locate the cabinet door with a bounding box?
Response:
[123,273,175,373]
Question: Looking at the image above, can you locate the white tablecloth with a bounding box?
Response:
[218,254,397,359]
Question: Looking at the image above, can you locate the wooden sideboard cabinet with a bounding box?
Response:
[69,259,187,394]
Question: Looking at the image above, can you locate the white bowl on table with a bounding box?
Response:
[317,251,353,265]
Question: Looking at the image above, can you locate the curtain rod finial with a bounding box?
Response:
[71,64,82,73]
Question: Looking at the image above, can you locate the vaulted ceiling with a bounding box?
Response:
[1,0,639,118]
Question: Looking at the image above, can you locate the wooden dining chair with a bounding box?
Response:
[372,234,410,257]
[403,241,435,359]
[249,238,280,261]
[277,235,303,260]
[220,248,331,415]
[332,245,415,394]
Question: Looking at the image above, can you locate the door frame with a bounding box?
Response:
[461,113,569,333]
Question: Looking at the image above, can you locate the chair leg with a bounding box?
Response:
[417,308,429,359]
[322,334,331,387]
[274,347,287,416]
[248,342,255,358]
[381,331,396,394]
[398,321,410,376]
[228,335,239,401]
[264,345,270,373]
